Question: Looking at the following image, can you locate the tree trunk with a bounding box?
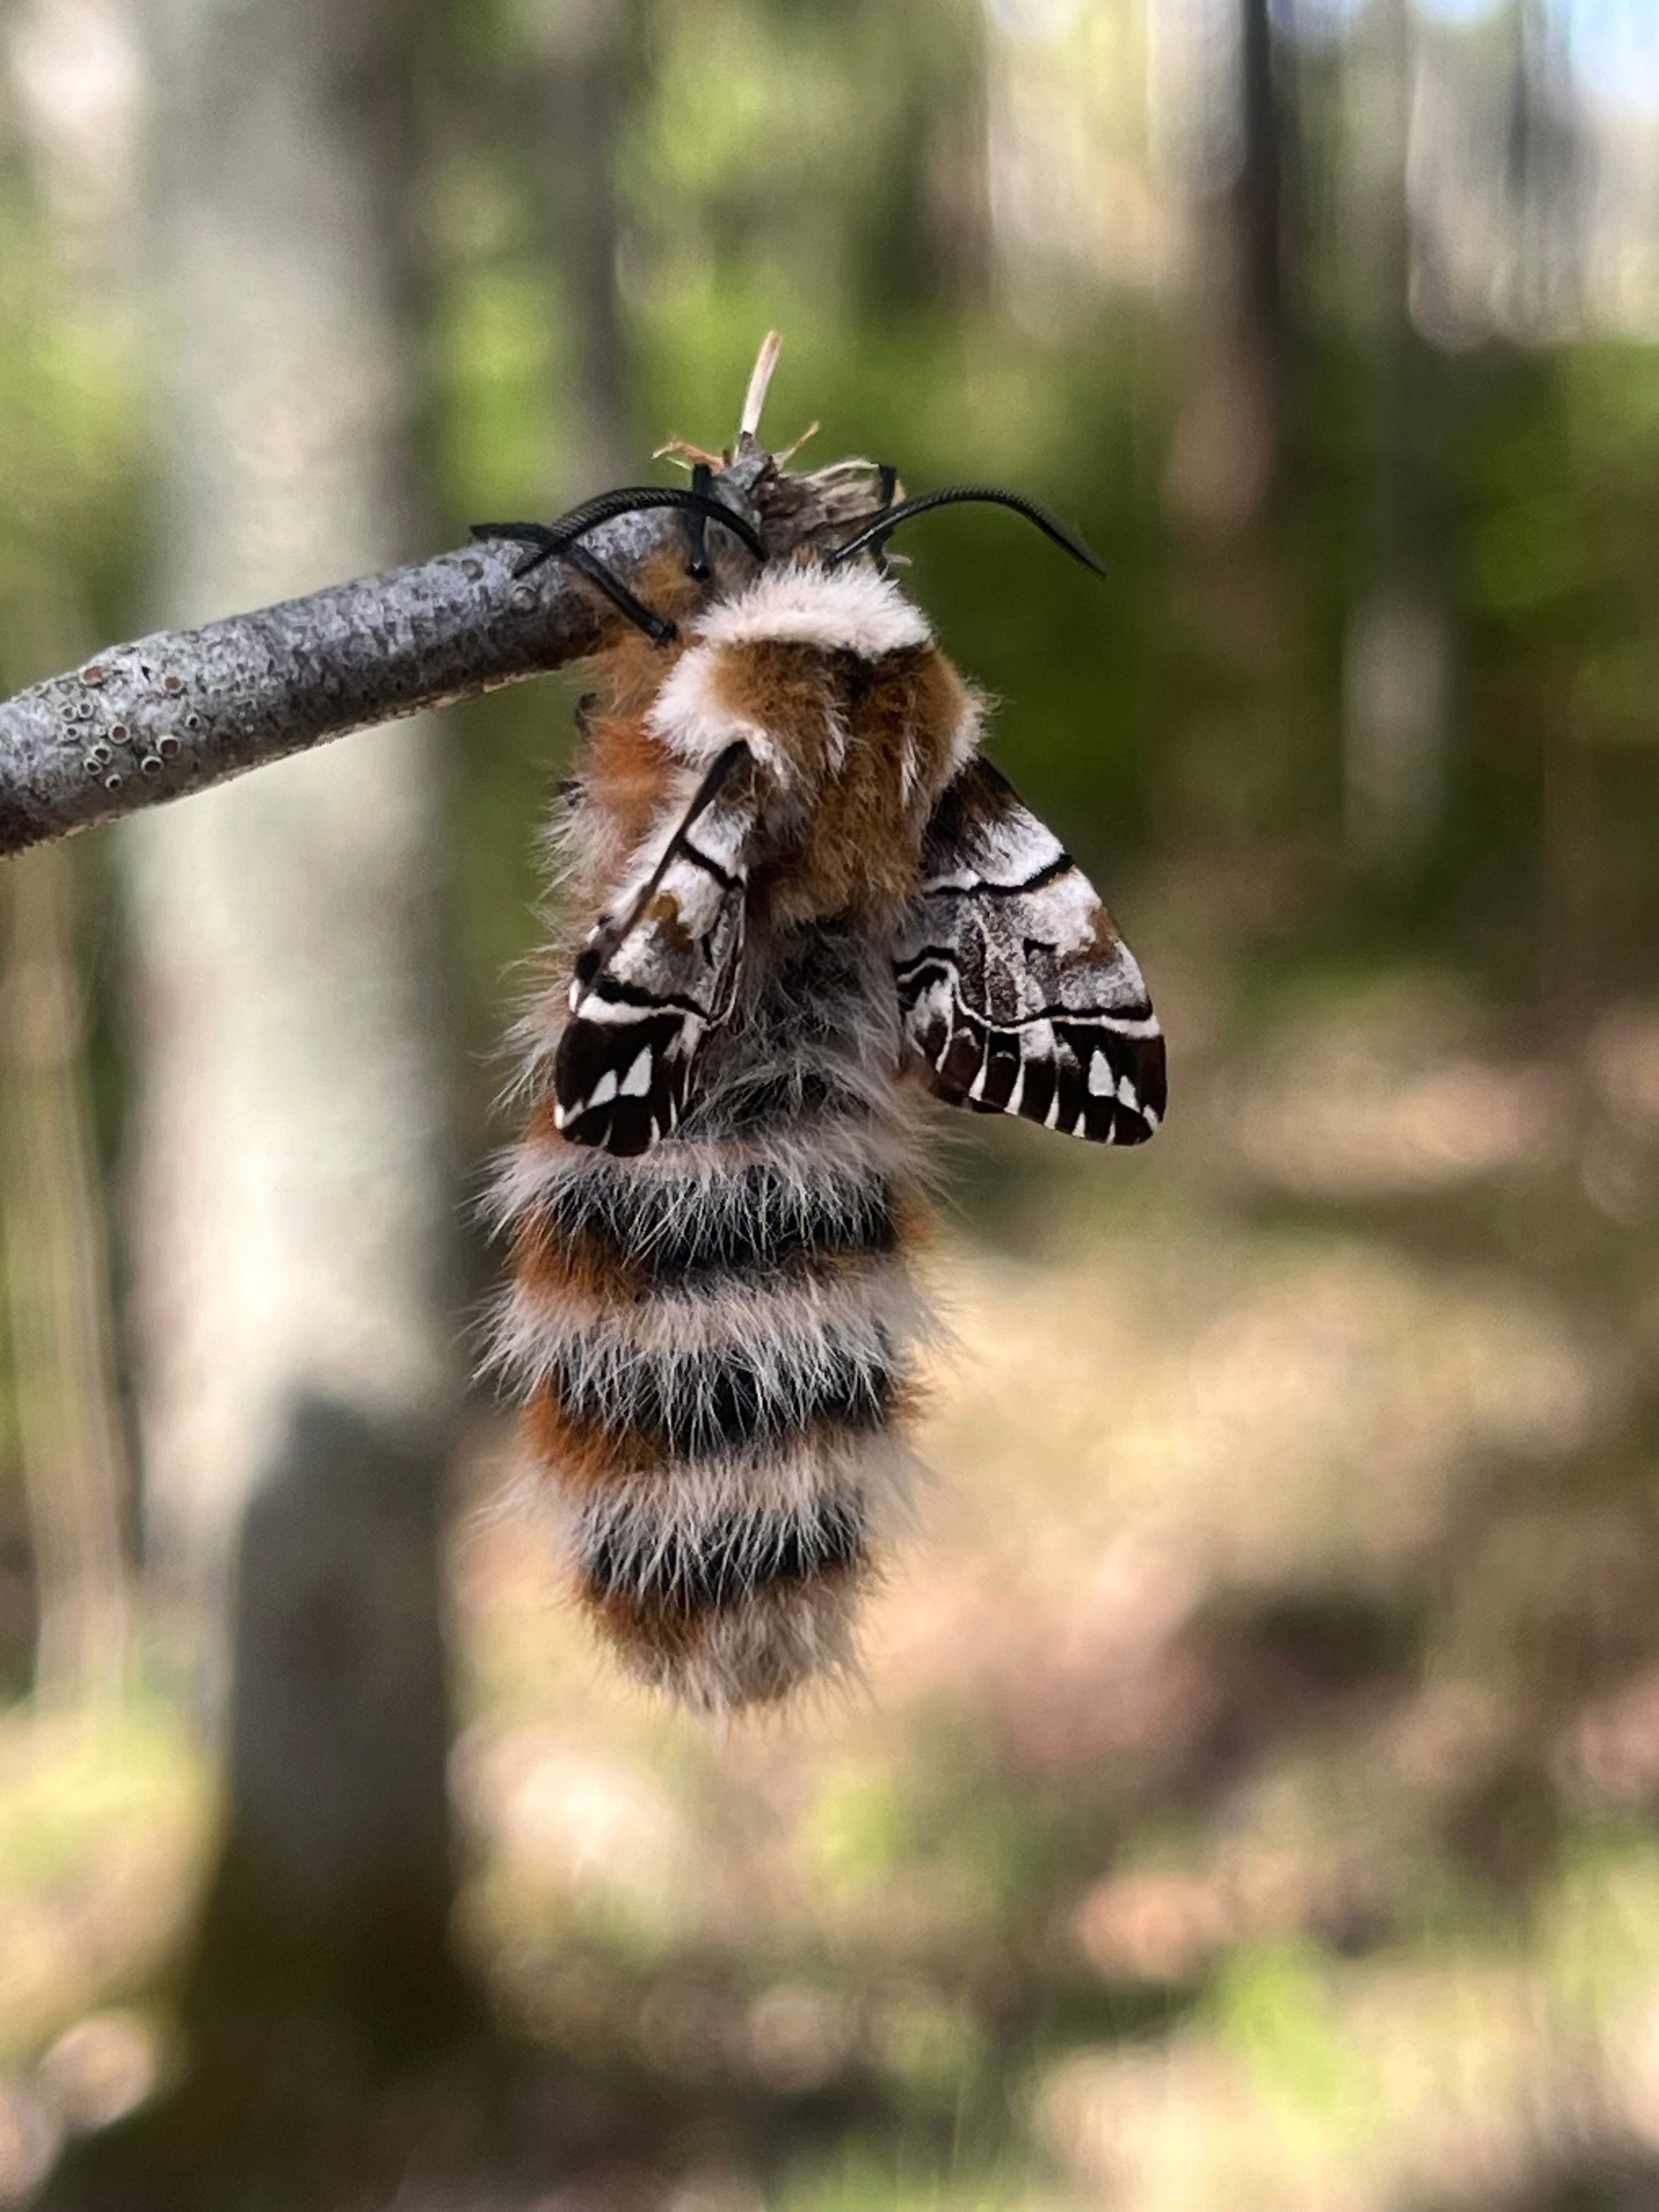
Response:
[1164,0,1289,539]
[52,0,477,2192]
[0,844,131,1707]
[521,0,633,498]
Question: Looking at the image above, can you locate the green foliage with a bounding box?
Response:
[0,215,138,695]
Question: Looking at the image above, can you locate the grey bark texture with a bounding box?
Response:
[115,0,475,2084]
[0,517,693,856]
[0,454,824,860]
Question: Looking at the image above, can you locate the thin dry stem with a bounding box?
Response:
[739,330,785,443]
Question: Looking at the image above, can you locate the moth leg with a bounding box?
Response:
[470,523,679,646]
[684,462,715,582]
[864,464,901,572]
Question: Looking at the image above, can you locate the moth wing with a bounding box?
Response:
[555,742,757,1156]
[895,758,1165,1145]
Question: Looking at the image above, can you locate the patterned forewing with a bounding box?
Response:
[895,759,1165,1144]
[555,746,758,1155]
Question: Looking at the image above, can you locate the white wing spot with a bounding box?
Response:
[1088,1051,1114,1097]
[1116,1075,1139,1112]
[588,1069,619,1108]
[621,1047,653,1098]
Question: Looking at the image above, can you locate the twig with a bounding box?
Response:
[0,336,896,861]
[0,486,749,858]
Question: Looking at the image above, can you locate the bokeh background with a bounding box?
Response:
[4,0,1659,2205]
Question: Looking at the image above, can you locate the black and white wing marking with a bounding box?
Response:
[555,741,757,1156]
[895,758,1165,1145]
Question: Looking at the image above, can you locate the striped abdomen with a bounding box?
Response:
[493,923,928,1710]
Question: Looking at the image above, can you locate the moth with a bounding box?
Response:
[482,433,1164,1713]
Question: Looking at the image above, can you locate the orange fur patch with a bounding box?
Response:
[580,709,678,874]
[711,640,847,783]
[511,1209,647,1309]
[524,1384,654,1488]
[572,552,716,874]
[709,641,972,928]
[584,548,708,669]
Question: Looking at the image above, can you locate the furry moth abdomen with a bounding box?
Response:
[490,550,1164,1712]
[499,932,927,1708]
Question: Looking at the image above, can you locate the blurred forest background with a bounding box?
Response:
[3,0,1659,2205]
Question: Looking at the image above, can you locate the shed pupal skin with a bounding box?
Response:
[490,540,1164,1712]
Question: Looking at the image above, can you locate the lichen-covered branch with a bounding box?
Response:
[0,469,780,857]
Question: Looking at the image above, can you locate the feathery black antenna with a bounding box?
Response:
[824,484,1105,577]
[470,486,766,645]
[472,487,764,568]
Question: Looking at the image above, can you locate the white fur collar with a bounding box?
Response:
[693,560,931,659]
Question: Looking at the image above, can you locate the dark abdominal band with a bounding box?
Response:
[537,1157,899,1285]
[582,1494,868,1617]
[545,1331,894,1465]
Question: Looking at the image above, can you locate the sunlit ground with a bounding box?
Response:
[6,859,1659,2210]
